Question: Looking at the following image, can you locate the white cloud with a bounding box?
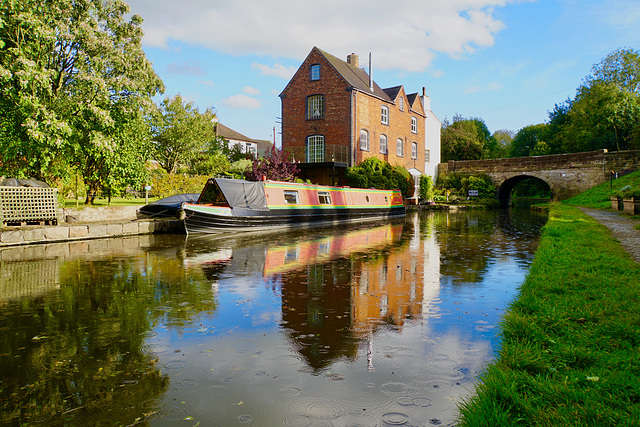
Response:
[128,0,522,73]
[243,86,261,95]
[198,80,215,88]
[221,94,262,110]
[252,62,296,79]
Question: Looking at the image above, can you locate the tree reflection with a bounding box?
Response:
[0,250,215,425]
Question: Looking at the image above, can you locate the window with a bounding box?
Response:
[411,116,417,134]
[307,95,324,119]
[284,190,299,204]
[396,138,404,157]
[411,141,418,159]
[379,134,388,154]
[425,149,430,163]
[359,129,369,151]
[318,191,331,204]
[310,64,320,81]
[306,135,325,162]
[381,105,389,125]
[246,142,257,155]
[398,97,404,111]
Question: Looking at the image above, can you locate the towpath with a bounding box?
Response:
[580,208,640,263]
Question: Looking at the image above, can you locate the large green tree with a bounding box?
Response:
[545,48,640,153]
[441,115,497,161]
[152,94,217,173]
[0,0,163,198]
[510,124,550,157]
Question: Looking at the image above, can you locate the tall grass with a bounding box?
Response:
[457,204,640,426]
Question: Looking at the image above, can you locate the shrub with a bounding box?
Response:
[346,158,414,198]
[148,169,208,198]
[419,175,433,201]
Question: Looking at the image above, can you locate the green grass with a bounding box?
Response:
[563,170,640,209]
[62,197,160,208]
[457,204,640,426]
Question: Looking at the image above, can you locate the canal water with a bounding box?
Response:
[0,209,547,426]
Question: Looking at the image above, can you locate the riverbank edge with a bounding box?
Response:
[0,219,183,247]
[456,204,640,425]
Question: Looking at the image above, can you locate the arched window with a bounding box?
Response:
[398,97,404,111]
[359,129,369,151]
[396,138,404,157]
[379,134,388,154]
[411,141,418,159]
[307,135,325,162]
[381,105,389,125]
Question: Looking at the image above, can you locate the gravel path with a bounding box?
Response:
[579,208,640,263]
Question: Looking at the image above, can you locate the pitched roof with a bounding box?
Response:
[383,85,403,100]
[315,47,393,102]
[217,123,254,143]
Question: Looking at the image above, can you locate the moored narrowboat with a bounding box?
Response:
[181,178,405,234]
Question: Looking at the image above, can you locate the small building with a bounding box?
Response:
[280,46,440,195]
[216,123,260,157]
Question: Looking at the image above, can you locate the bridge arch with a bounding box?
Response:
[496,174,552,207]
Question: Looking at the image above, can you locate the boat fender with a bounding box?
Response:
[176,209,186,220]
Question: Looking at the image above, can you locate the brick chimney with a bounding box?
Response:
[347,53,359,68]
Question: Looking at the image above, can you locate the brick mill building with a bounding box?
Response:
[280,46,441,197]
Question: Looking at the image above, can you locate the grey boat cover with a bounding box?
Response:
[215,178,267,209]
[1,178,50,188]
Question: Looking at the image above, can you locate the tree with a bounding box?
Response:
[585,47,640,94]
[491,129,514,159]
[510,124,549,157]
[441,115,497,161]
[0,0,164,197]
[345,157,413,198]
[245,145,299,182]
[152,95,216,174]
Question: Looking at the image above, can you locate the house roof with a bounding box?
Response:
[314,47,393,102]
[217,123,254,143]
[383,85,403,100]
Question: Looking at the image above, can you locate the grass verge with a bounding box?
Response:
[62,197,159,208]
[562,170,640,209]
[457,204,640,426]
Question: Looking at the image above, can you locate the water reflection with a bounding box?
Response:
[0,208,546,426]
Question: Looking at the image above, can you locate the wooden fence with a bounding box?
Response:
[0,187,59,226]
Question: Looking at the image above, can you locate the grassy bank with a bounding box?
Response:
[563,170,640,209]
[457,204,640,426]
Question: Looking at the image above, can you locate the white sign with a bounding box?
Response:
[468,189,479,197]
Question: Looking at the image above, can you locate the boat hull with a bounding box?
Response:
[183,206,405,234]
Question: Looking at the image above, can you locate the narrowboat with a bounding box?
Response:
[180,178,405,234]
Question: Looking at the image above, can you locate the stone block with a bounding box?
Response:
[88,224,108,238]
[138,221,155,234]
[43,227,69,241]
[107,224,123,236]
[123,222,139,235]
[69,225,89,238]
[23,228,46,242]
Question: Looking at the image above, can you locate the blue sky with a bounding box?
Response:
[126,0,640,146]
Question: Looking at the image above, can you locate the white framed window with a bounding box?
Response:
[307,95,324,119]
[306,135,325,162]
[425,149,430,163]
[398,97,404,111]
[381,105,389,125]
[396,138,404,157]
[379,134,388,154]
[318,191,331,204]
[310,64,320,81]
[359,129,369,151]
[411,141,418,159]
[284,190,299,204]
[411,116,417,133]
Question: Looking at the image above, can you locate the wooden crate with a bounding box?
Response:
[0,187,59,226]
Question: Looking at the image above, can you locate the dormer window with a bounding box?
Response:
[411,116,417,133]
[398,97,404,111]
[310,64,320,81]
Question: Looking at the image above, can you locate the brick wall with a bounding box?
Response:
[281,50,352,154]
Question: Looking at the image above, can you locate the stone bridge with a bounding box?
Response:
[438,150,640,206]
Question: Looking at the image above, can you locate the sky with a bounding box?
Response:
[126,0,640,146]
